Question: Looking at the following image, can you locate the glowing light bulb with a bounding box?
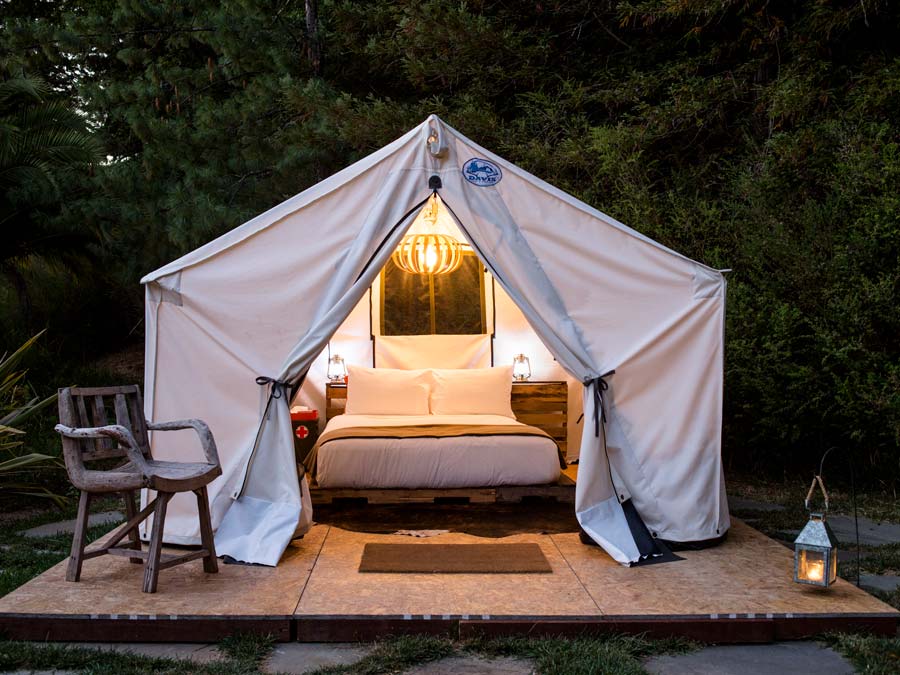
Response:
[806,560,824,582]
[424,243,438,271]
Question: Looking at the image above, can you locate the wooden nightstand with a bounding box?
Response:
[512,381,568,457]
[325,381,348,420]
[325,379,568,458]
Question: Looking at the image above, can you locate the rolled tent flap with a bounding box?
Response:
[214,388,309,566]
[575,381,640,564]
[142,114,728,568]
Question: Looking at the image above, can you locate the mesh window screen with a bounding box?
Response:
[381,253,486,335]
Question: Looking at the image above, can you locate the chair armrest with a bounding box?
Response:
[145,419,220,467]
[54,423,152,475]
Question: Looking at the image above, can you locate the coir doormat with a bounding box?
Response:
[358,542,552,573]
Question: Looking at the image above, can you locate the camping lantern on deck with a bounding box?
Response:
[793,475,839,587]
[512,354,532,381]
[327,353,347,382]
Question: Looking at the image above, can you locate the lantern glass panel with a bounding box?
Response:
[797,548,827,585]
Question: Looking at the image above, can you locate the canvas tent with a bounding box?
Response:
[141,115,730,567]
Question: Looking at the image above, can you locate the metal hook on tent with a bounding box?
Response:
[427,126,447,158]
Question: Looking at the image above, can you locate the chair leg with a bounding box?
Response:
[195,486,219,574]
[66,491,91,582]
[123,490,143,563]
[142,492,171,593]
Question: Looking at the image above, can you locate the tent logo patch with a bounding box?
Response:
[462,158,502,187]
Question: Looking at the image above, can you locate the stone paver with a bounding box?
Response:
[264,643,370,674]
[54,642,222,663]
[21,512,123,538]
[838,548,870,563]
[859,572,900,594]
[827,514,900,546]
[644,642,853,675]
[776,515,900,547]
[407,656,535,674]
[728,497,785,513]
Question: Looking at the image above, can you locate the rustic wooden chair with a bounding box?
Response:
[55,385,221,593]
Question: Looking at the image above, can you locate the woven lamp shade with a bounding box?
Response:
[392,233,463,276]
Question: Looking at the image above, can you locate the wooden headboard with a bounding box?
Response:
[325,380,568,458]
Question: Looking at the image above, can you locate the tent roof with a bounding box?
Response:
[142,115,720,286]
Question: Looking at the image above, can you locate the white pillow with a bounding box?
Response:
[345,365,431,415]
[430,366,514,417]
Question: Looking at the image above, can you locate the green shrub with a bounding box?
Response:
[0,332,63,505]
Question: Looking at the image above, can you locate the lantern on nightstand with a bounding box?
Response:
[512,353,531,382]
[327,353,346,383]
[793,475,839,587]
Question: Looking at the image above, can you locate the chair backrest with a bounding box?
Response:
[58,385,151,469]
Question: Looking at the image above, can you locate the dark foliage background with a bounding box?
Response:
[1,0,898,487]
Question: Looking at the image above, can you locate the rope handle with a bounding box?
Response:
[805,474,829,514]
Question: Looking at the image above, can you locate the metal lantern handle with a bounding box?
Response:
[804,474,829,515]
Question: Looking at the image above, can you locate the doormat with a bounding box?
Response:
[358,543,552,573]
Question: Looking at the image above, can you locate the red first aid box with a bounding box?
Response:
[290,409,319,465]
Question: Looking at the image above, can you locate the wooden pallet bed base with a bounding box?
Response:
[310,469,576,505]
[310,485,575,505]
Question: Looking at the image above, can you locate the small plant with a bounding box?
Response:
[0,331,63,505]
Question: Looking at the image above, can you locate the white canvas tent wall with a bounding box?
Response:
[141,115,730,566]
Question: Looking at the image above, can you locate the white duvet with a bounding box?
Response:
[315,414,562,489]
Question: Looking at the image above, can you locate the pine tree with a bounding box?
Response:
[0,66,100,322]
[1,0,898,484]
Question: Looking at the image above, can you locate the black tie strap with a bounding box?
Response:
[255,376,291,399]
[584,370,615,437]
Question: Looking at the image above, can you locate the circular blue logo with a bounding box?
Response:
[462,157,502,187]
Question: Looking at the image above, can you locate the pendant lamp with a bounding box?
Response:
[392,196,463,276]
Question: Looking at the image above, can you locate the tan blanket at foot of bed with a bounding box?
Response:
[303,423,566,478]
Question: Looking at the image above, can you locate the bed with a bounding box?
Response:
[305,364,568,491]
[308,413,565,489]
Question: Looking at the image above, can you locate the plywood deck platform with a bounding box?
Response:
[0,520,895,644]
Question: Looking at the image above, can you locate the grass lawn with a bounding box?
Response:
[0,634,694,675]
[0,632,277,674]
[0,632,897,674]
